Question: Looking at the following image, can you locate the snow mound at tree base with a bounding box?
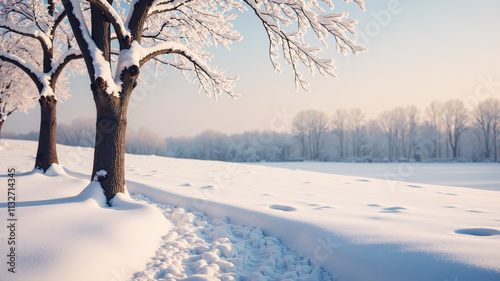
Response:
[0,169,170,281]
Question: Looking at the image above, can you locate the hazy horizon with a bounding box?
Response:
[4,0,500,138]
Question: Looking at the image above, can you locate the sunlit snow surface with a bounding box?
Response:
[1,140,499,281]
[251,161,500,191]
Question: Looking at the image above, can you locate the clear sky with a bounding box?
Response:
[4,0,500,137]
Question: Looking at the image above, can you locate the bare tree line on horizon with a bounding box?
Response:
[6,97,500,163]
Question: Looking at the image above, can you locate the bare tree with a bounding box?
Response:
[309,110,329,160]
[293,109,329,159]
[443,99,468,159]
[473,98,500,161]
[378,110,394,161]
[57,117,96,147]
[491,100,500,162]
[349,108,364,157]
[293,112,308,159]
[406,105,419,160]
[425,101,443,158]
[331,109,349,158]
[377,108,407,160]
[392,108,407,159]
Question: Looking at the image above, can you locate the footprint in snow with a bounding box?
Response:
[356,179,370,182]
[179,183,193,187]
[380,206,407,213]
[269,204,297,212]
[313,206,332,210]
[467,210,484,214]
[455,228,500,237]
[437,192,459,196]
[407,185,423,188]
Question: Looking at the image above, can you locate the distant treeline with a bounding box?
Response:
[5,98,500,162]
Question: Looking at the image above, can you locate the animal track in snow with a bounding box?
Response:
[269,204,297,212]
[455,228,500,237]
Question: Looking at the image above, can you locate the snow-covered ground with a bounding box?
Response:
[1,139,500,281]
[251,162,500,191]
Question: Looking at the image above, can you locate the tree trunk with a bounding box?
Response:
[494,128,497,162]
[35,96,59,171]
[91,79,134,203]
[388,136,392,161]
[339,133,343,158]
[0,120,3,140]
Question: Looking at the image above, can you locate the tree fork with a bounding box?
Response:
[35,96,58,171]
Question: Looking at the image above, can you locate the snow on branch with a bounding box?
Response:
[143,2,243,49]
[50,48,83,87]
[148,0,194,17]
[52,9,68,36]
[0,21,52,49]
[0,52,54,97]
[243,0,366,90]
[85,0,131,48]
[138,41,237,98]
[62,0,118,96]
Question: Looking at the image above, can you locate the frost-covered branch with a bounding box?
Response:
[50,49,83,88]
[148,0,193,17]
[243,0,366,90]
[0,21,52,50]
[140,41,237,97]
[0,52,53,96]
[85,0,131,48]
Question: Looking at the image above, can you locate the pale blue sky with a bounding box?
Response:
[5,0,500,137]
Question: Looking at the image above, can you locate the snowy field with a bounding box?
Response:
[1,139,500,281]
[251,162,500,191]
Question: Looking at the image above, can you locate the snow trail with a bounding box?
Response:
[131,194,332,281]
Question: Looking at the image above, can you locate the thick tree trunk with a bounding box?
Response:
[91,91,127,202]
[91,77,135,203]
[35,96,59,171]
[0,120,3,140]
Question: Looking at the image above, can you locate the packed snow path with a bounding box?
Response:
[132,194,331,281]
